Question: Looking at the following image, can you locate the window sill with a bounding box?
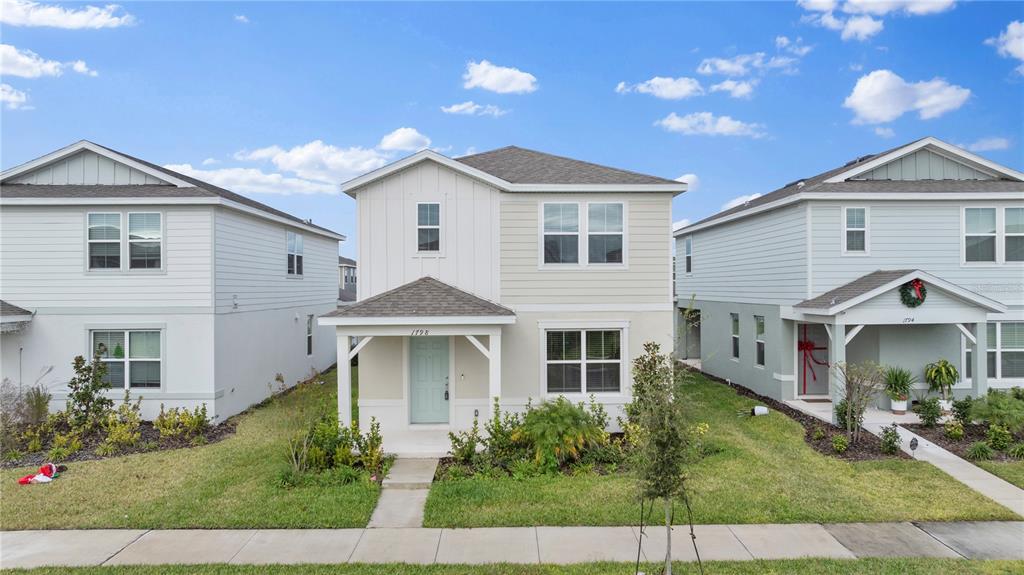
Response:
[86,269,167,275]
[537,264,629,271]
[840,252,871,257]
[285,274,304,280]
[413,252,445,259]
[730,357,740,363]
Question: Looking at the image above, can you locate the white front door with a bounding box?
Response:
[409,336,449,423]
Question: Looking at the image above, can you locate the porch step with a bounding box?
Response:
[381,458,439,490]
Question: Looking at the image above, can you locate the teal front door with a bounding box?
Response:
[410,336,449,424]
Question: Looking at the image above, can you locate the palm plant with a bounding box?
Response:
[883,366,916,401]
[924,359,959,402]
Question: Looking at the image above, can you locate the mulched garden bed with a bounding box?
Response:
[690,367,908,461]
[904,423,1021,462]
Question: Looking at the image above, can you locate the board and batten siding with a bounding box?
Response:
[676,203,807,305]
[0,205,213,309]
[356,161,501,300]
[213,208,339,313]
[809,200,1024,308]
[6,150,170,185]
[500,192,672,306]
[853,149,993,181]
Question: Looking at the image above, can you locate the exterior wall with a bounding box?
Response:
[0,205,214,310]
[501,192,672,305]
[854,149,993,181]
[690,300,787,399]
[356,161,501,300]
[6,150,169,185]
[676,204,806,306]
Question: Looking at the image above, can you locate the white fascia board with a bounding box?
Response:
[1,140,195,188]
[824,137,1024,183]
[0,315,33,323]
[506,183,685,194]
[318,315,516,326]
[799,270,1007,316]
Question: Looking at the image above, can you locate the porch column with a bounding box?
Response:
[828,321,846,425]
[488,332,502,406]
[972,321,988,397]
[337,332,352,428]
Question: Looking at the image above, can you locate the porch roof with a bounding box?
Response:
[319,277,515,326]
[0,299,33,322]
[793,269,1006,317]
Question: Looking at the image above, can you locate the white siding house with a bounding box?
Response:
[0,141,343,421]
[320,147,685,451]
[674,137,1024,416]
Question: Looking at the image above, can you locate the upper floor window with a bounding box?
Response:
[1006,208,1024,262]
[543,203,579,264]
[730,313,740,359]
[842,207,867,254]
[417,203,440,252]
[683,236,693,273]
[754,315,765,367]
[88,213,121,269]
[287,231,304,275]
[587,203,623,264]
[964,208,996,263]
[342,266,357,287]
[128,213,162,269]
[92,329,161,389]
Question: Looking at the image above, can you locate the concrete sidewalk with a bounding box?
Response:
[2,521,1021,568]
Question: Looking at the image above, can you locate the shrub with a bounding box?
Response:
[924,359,959,402]
[883,366,916,401]
[951,396,974,426]
[965,441,994,461]
[509,458,543,480]
[833,361,884,443]
[97,393,142,454]
[155,403,209,442]
[987,424,1013,451]
[915,396,942,427]
[482,398,524,466]
[831,434,849,454]
[834,398,853,430]
[514,396,606,471]
[334,422,359,468]
[65,355,114,434]
[356,417,384,477]
[47,431,82,462]
[1007,443,1024,460]
[1012,387,1024,401]
[879,423,902,455]
[448,416,482,466]
[812,427,826,441]
[944,420,965,441]
[971,389,1024,434]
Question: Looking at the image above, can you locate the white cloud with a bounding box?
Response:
[164,164,338,195]
[0,0,135,28]
[675,173,700,192]
[235,140,391,182]
[440,100,508,117]
[378,127,431,151]
[842,15,884,41]
[0,44,97,78]
[842,0,955,16]
[849,62,864,71]
[722,193,763,211]
[656,112,766,138]
[615,76,704,100]
[960,137,1011,152]
[801,1,953,41]
[844,69,970,124]
[710,79,758,99]
[462,60,537,94]
[234,14,249,24]
[775,36,791,49]
[874,127,895,138]
[986,21,1024,75]
[775,36,813,56]
[672,219,691,231]
[0,83,29,109]
[201,157,220,166]
[697,52,798,76]
[798,0,837,11]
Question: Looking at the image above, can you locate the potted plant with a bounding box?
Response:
[925,359,959,414]
[883,366,916,415]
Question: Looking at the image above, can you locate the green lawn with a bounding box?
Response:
[4,560,1023,575]
[424,376,1018,527]
[978,460,1024,489]
[0,367,379,530]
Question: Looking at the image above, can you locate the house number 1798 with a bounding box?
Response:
[411,329,430,336]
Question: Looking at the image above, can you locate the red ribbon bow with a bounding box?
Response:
[910,279,924,300]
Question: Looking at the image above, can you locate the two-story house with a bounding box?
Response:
[0,140,343,421]
[674,137,1023,415]
[338,256,357,304]
[319,146,685,446]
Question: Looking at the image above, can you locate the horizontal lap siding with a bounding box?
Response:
[677,204,806,305]
[500,193,673,305]
[214,209,339,312]
[0,205,213,308]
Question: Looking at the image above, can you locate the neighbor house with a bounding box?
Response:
[674,137,1023,413]
[0,141,343,421]
[319,147,685,443]
[338,256,357,304]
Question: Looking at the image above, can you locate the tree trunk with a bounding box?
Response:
[664,497,673,575]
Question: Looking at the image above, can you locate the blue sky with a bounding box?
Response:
[3,0,1023,257]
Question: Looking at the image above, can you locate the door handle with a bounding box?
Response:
[444,381,449,401]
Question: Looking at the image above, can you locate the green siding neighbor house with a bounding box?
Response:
[674,137,1024,414]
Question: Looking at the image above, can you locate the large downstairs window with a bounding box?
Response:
[965,322,1024,381]
[92,329,162,389]
[545,329,622,394]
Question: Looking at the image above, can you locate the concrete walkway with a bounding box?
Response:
[366,458,438,528]
[2,522,1021,568]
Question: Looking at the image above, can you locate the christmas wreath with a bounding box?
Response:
[899,279,926,308]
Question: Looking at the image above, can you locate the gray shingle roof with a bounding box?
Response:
[338,256,357,267]
[795,270,916,310]
[323,277,514,318]
[455,146,679,185]
[0,299,32,317]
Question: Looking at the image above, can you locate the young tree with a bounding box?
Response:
[629,342,700,575]
[833,361,884,444]
[65,354,114,433]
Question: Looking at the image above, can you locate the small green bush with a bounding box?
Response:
[509,458,543,479]
[831,434,849,454]
[47,431,82,462]
[1007,442,1024,460]
[914,396,942,427]
[356,417,384,477]
[448,416,482,466]
[966,441,994,461]
[482,398,525,466]
[883,366,916,401]
[64,355,115,434]
[97,393,142,454]
[514,396,606,471]
[951,396,974,426]
[987,424,1013,451]
[155,403,209,441]
[971,389,1024,434]
[944,420,965,441]
[812,427,826,441]
[879,424,902,455]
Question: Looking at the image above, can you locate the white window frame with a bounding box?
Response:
[754,315,766,368]
[841,206,869,256]
[127,212,163,271]
[287,231,304,277]
[961,206,1001,266]
[415,201,442,255]
[1005,207,1024,263]
[539,320,629,398]
[683,236,693,274]
[966,321,1024,386]
[539,201,628,269]
[586,202,627,267]
[86,212,122,271]
[540,202,582,267]
[90,328,164,391]
[306,314,314,356]
[730,313,740,361]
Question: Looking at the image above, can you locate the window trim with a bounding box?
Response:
[538,201,628,270]
[306,314,314,356]
[841,206,870,256]
[683,236,693,274]
[586,201,627,267]
[538,320,629,398]
[86,211,122,272]
[1004,207,1024,263]
[966,321,1024,385]
[960,206,1020,266]
[89,327,164,392]
[415,201,443,255]
[85,211,167,274]
[540,202,582,267]
[286,230,304,278]
[127,211,164,271]
[754,315,766,368]
[730,313,740,362]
